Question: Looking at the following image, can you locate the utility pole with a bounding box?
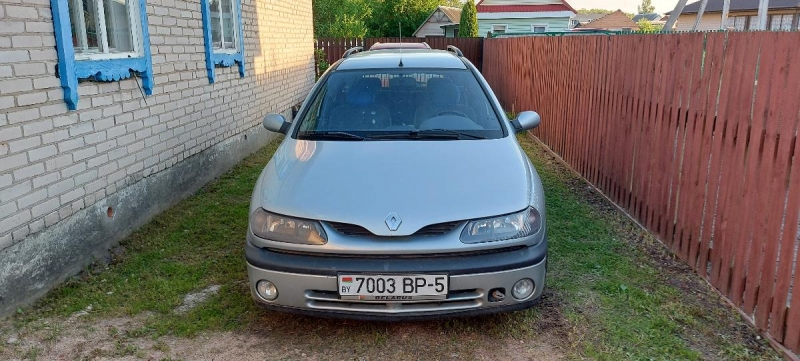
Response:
[691,0,709,31]
[720,0,731,29]
[664,0,689,30]
[757,0,770,30]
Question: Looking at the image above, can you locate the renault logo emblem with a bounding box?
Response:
[385,213,402,231]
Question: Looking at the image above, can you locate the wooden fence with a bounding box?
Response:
[315,37,484,70]
[483,32,800,354]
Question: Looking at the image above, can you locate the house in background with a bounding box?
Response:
[413,6,463,38]
[575,10,640,31]
[476,0,577,35]
[569,13,605,28]
[667,0,800,31]
[632,13,665,23]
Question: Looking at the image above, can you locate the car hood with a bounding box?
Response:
[258,137,533,236]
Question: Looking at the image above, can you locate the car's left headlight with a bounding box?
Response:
[250,208,327,245]
[460,207,542,244]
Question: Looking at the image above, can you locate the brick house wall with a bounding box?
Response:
[0,0,314,313]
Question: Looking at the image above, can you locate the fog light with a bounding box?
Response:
[512,278,535,300]
[256,280,278,301]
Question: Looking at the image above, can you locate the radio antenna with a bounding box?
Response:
[398,22,404,67]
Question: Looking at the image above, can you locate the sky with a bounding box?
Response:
[566,0,680,14]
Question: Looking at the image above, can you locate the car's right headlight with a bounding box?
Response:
[249,208,327,245]
[460,207,542,244]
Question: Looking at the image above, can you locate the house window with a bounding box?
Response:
[769,14,794,30]
[68,0,140,58]
[50,0,154,110]
[748,15,760,30]
[201,0,245,83]
[531,24,547,33]
[453,29,459,37]
[570,19,579,27]
[726,16,747,30]
[492,24,507,33]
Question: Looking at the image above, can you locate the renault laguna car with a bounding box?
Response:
[246,46,546,319]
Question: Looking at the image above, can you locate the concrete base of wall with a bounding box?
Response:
[0,120,281,316]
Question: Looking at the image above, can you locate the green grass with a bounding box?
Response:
[11,134,777,360]
[517,135,775,360]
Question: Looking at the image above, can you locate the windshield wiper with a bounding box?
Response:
[371,129,486,140]
[297,131,368,141]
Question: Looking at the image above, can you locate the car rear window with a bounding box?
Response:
[294,69,506,140]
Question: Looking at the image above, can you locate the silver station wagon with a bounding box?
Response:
[246,46,547,319]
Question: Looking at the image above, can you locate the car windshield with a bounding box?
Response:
[294,68,505,140]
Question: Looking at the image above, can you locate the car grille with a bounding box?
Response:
[267,245,526,259]
[304,289,483,313]
[416,221,462,236]
[326,220,462,237]
[326,222,372,236]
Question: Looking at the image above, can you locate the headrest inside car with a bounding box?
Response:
[346,78,382,106]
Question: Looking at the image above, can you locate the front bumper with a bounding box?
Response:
[245,239,548,320]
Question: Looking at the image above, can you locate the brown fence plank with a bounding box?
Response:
[711,33,747,292]
[481,32,800,355]
[690,32,725,274]
[767,32,800,344]
[738,32,778,318]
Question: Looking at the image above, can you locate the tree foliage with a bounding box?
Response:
[459,0,478,37]
[577,8,612,15]
[366,0,459,37]
[313,0,371,38]
[314,0,466,38]
[637,19,662,32]
[637,0,655,14]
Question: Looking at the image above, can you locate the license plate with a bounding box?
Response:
[338,274,448,301]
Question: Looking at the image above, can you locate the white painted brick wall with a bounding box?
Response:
[0,0,315,246]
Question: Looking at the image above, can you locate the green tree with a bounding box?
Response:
[366,0,465,37]
[637,19,662,32]
[459,0,478,37]
[637,0,655,14]
[577,8,612,15]
[313,0,371,37]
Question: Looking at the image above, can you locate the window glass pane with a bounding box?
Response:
[734,16,746,30]
[748,15,759,30]
[210,0,222,49]
[69,0,101,53]
[781,14,793,30]
[533,26,545,33]
[221,0,236,49]
[104,0,133,52]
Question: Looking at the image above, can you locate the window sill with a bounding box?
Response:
[75,57,151,82]
[213,51,243,67]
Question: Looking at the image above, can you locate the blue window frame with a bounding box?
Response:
[200,0,245,83]
[50,0,154,110]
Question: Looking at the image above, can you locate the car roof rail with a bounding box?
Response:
[343,47,364,58]
[446,45,463,57]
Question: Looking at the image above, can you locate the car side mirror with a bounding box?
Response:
[263,113,290,134]
[511,111,541,132]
